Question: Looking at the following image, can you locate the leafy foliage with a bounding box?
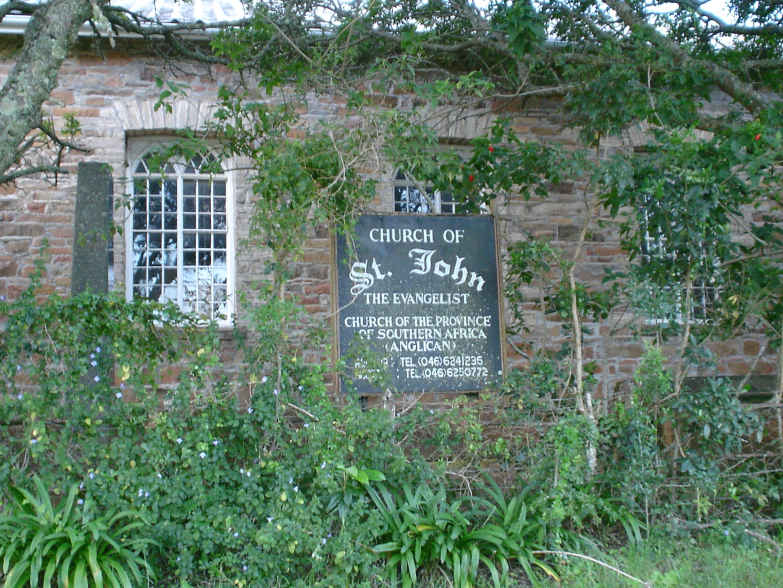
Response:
[0,477,154,588]
[366,478,560,587]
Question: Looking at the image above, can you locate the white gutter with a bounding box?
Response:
[1,0,247,37]
[0,13,126,37]
[0,13,230,39]
[0,14,35,35]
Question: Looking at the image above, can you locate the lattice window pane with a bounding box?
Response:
[640,194,718,323]
[129,152,231,323]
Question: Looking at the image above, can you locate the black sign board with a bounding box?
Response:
[336,214,503,394]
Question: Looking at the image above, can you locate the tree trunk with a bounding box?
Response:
[0,0,94,180]
[777,320,783,449]
[570,197,598,475]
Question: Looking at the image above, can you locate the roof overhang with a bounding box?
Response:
[0,0,247,37]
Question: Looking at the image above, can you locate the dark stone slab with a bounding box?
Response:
[71,162,112,295]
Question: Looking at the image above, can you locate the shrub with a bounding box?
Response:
[367,477,561,587]
[0,477,154,587]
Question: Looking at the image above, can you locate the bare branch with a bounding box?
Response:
[674,0,783,36]
[0,165,63,184]
[0,0,94,180]
[604,0,771,114]
[37,122,90,153]
[0,1,40,21]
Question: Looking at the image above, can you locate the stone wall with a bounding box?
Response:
[0,39,776,405]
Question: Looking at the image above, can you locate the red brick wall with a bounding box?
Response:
[0,42,775,405]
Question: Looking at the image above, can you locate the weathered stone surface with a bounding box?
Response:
[71,162,112,294]
[0,43,774,401]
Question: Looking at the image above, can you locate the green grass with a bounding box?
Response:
[557,532,783,588]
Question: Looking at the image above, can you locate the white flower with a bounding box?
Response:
[115,392,123,399]
[199,451,206,459]
[95,346,101,353]
[240,468,245,474]
[93,375,100,383]
[16,393,22,400]
[90,360,98,367]
[88,472,95,479]
[212,440,219,446]
[320,462,326,469]
[77,498,84,505]
[176,438,183,444]
[90,353,95,360]
[30,439,37,445]
[303,423,309,428]
[233,532,239,538]
[157,472,163,479]
[266,516,274,523]
[273,388,279,396]
[261,376,268,384]
[247,407,254,414]
[293,486,299,493]
[242,565,248,572]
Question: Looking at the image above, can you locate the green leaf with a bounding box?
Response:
[480,554,501,588]
[73,559,88,588]
[88,543,103,586]
[373,541,402,554]
[4,559,32,588]
[105,557,134,588]
[404,550,417,586]
[43,556,57,588]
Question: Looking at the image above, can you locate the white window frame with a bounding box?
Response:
[125,143,235,327]
[639,196,718,325]
[393,170,458,215]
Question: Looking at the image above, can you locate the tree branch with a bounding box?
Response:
[37,121,90,153]
[0,165,63,184]
[604,0,771,114]
[0,1,40,21]
[0,0,95,180]
[675,0,783,36]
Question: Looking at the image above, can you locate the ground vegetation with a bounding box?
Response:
[2,1,783,585]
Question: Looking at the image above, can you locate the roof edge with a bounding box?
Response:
[0,13,218,40]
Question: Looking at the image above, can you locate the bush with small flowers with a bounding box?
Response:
[0,276,444,586]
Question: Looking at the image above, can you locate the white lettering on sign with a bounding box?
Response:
[349,258,391,296]
[408,249,485,292]
[391,292,469,305]
[442,229,464,243]
[369,228,434,243]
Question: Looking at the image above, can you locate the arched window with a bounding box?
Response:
[393,170,457,214]
[126,151,233,324]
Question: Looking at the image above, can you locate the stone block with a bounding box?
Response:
[743,340,761,356]
[71,162,112,295]
[0,224,44,238]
